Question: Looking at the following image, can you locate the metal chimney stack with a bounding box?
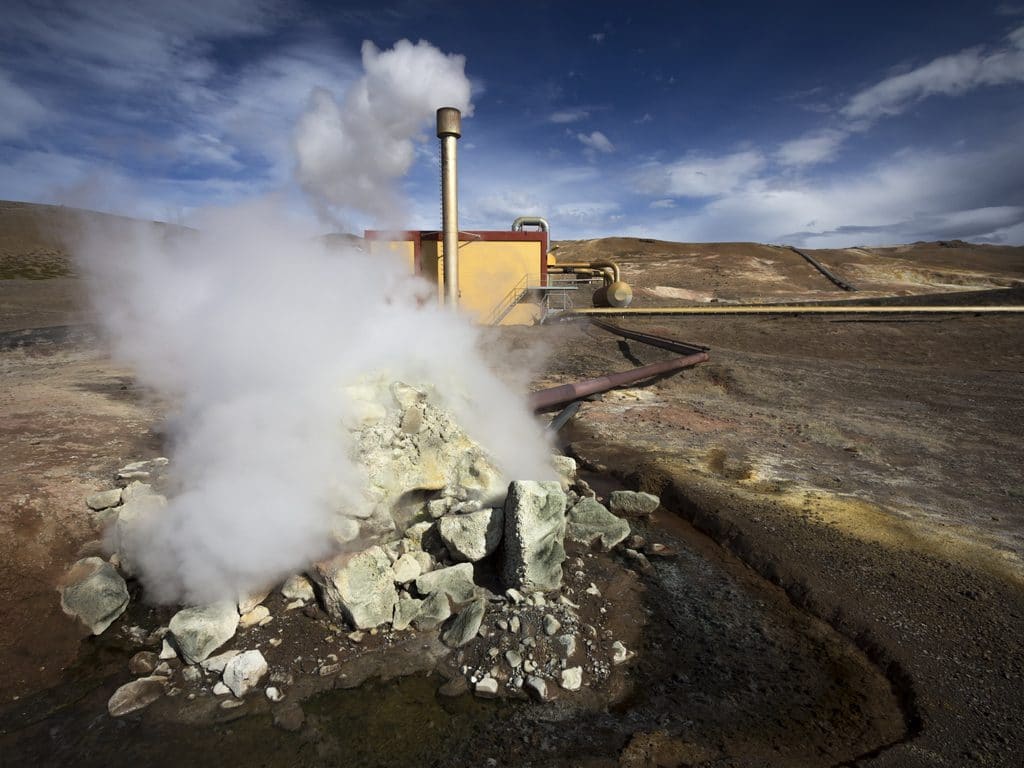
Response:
[436,107,461,306]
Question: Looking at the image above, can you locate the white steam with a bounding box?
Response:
[294,39,473,227]
[77,40,552,606]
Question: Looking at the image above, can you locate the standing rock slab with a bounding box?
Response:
[567,498,631,551]
[500,481,567,591]
[438,507,504,562]
[311,546,398,629]
[168,602,239,664]
[412,591,452,630]
[609,490,660,516]
[60,557,130,635]
[108,676,166,716]
[415,563,479,604]
[223,650,268,697]
[441,598,487,648]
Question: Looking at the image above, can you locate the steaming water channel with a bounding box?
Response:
[0,478,906,767]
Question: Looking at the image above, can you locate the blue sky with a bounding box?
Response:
[1,0,1023,246]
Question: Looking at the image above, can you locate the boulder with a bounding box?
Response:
[223,650,268,697]
[280,574,315,602]
[108,676,166,716]
[415,563,479,604]
[500,481,567,591]
[168,602,239,663]
[438,507,504,562]
[566,498,631,551]
[59,557,129,635]
[239,605,270,628]
[392,596,424,630]
[311,546,398,629]
[86,488,122,511]
[441,598,487,648]
[609,490,660,516]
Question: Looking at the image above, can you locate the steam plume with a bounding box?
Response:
[77,40,551,606]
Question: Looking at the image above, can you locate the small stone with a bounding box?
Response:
[543,615,561,636]
[557,634,577,657]
[239,605,270,629]
[524,676,549,702]
[213,682,231,696]
[128,651,158,676]
[505,588,526,604]
[509,616,521,633]
[280,574,315,602]
[285,599,305,610]
[611,641,634,665]
[268,637,282,647]
[266,686,284,702]
[237,589,271,615]
[347,631,365,643]
[223,650,268,697]
[560,666,582,691]
[86,488,123,511]
[505,650,523,668]
[531,592,546,607]
[523,659,537,674]
[182,666,202,683]
[474,676,499,698]
[159,639,177,660]
[153,662,171,676]
[585,583,601,597]
[108,676,165,716]
[220,699,244,709]
[442,598,487,648]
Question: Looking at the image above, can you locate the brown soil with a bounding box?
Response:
[1,203,1023,766]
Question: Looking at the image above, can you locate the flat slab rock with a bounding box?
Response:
[567,498,631,551]
[108,676,166,717]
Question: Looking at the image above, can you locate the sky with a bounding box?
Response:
[1,0,1023,246]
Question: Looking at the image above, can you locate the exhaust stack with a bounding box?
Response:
[437,107,462,306]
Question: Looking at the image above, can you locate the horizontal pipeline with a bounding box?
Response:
[529,351,709,411]
[565,305,1024,317]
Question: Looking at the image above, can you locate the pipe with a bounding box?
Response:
[787,245,856,292]
[437,107,461,306]
[546,401,582,432]
[565,305,1024,317]
[528,352,709,411]
[511,216,550,239]
[556,261,621,283]
[589,319,710,355]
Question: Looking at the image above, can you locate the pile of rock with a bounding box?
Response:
[59,381,661,717]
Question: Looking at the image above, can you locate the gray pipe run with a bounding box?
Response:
[511,216,550,242]
[437,107,462,306]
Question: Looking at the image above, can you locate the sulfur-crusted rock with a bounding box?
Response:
[566,498,631,551]
[441,597,487,648]
[500,481,567,591]
[223,650,268,697]
[438,507,504,562]
[168,602,239,663]
[59,557,129,635]
[311,546,398,629]
[412,591,452,630]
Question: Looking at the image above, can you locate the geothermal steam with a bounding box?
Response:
[78,40,550,605]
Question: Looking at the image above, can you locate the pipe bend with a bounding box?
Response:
[511,216,550,235]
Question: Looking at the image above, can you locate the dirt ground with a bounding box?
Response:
[1,202,1023,766]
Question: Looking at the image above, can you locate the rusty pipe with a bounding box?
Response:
[528,351,709,411]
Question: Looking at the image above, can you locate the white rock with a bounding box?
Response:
[266,686,284,702]
[609,490,660,516]
[237,589,271,615]
[560,666,582,691]
[474,676,499,698]
[543,614,561,636]
[415,563,479,603]
[391,553,422,584]
[159,639,177,660]
[438,507,504,563]
[280,574,315,602]
[566,498,631,551]
[557,634,577,657]
[168,603,239,664]
[223,650,268,697]
[611,641,635,665]
[213,682,231,696]
[239,605,270,629]
[311,546,399,629]
[524,676,549,701]
[201,650,241,673]
[108,676,165,716]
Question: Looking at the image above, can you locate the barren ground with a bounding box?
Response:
[1,202,1023,766]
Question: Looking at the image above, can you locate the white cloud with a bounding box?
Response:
[635,150,765,198]
[576,130,615,153]
[590,32,606,43]
[775,129,847,167]
[549,109,590,123]
[0,72,49,139]
[649,199,675,209]
[843,26,1024,120]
